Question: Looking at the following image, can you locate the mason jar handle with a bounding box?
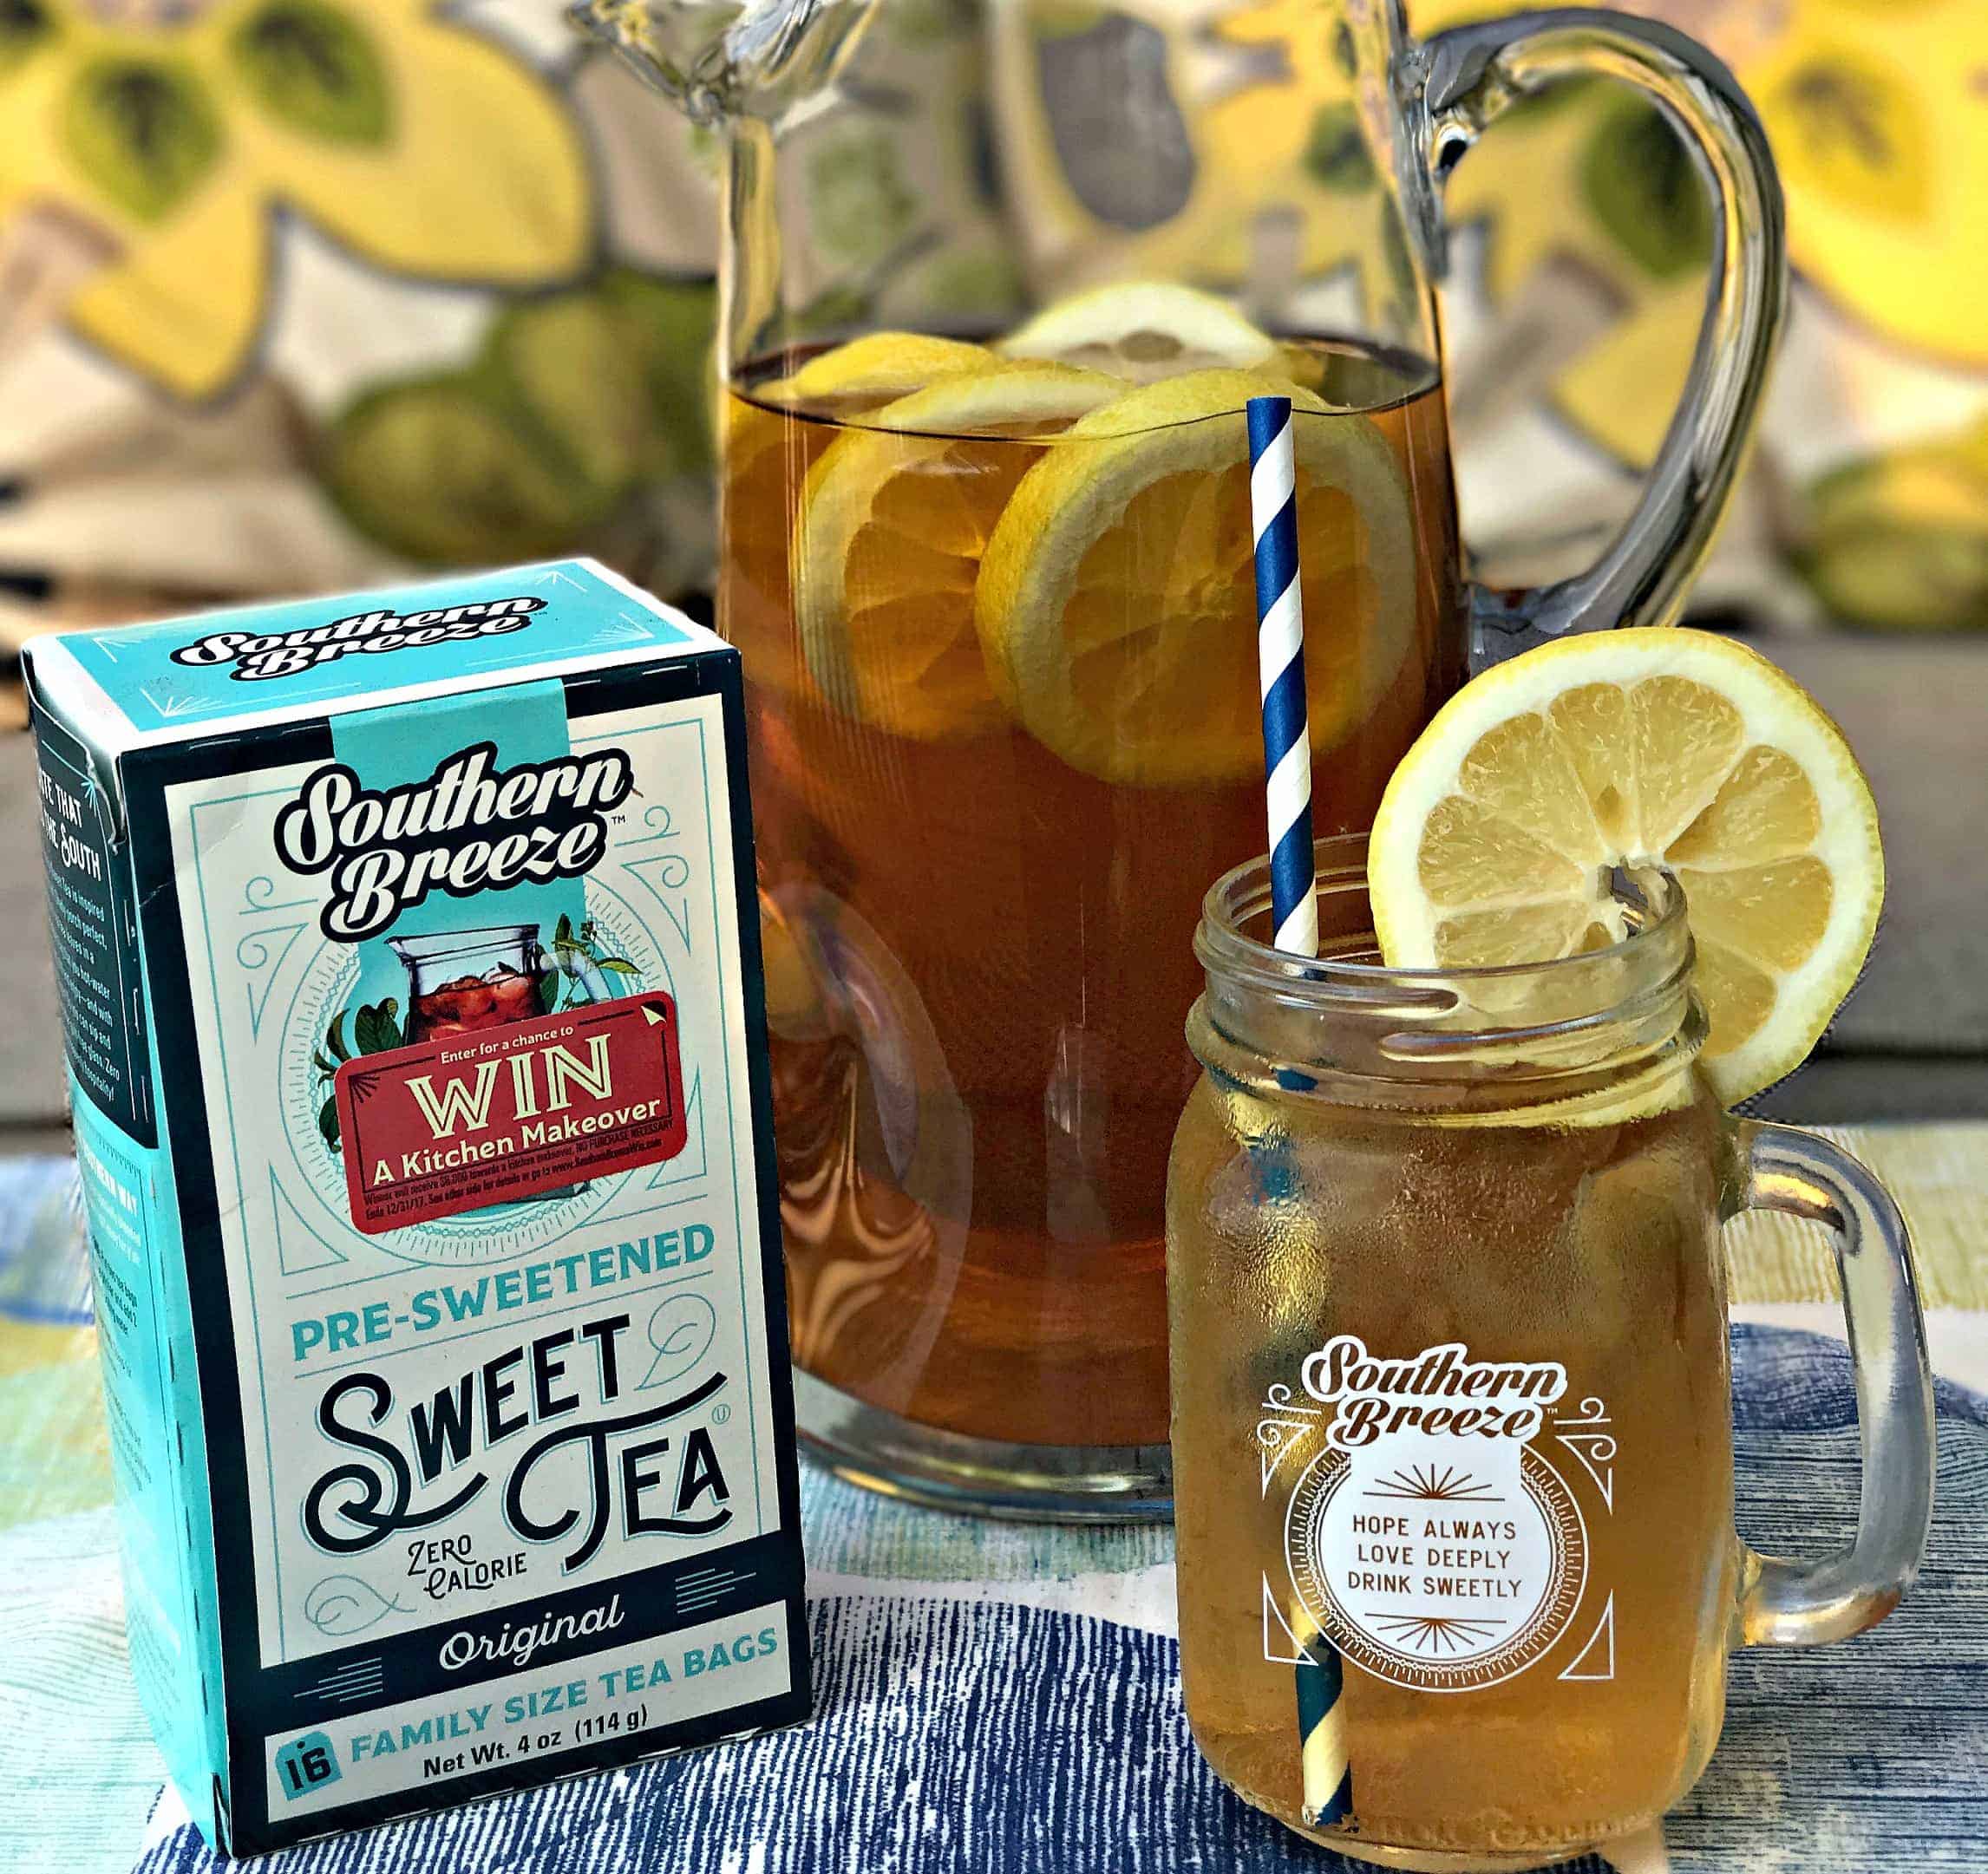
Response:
[1726,1120,1935,1647]
[1409,10,1789,669]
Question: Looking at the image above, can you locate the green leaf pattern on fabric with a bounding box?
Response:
[1301,101,1375,195]
[487,293,653,495]
[1796,423,1988,633]
[594,271,716,478]
[322,269,716,566]
[793,283,873,336]
[229,0,391,147]
[0,0,53,78]
[1579,95,1712,280]
[1028,0,1109,41]
[1767,49,1930,225]
[64,57,224,225]
[322,375,614,565]
[1330,19,1356,80]
[808,129,918,271]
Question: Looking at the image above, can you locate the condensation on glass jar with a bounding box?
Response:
[1167,838,1934,1872]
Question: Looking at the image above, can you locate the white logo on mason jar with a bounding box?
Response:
[1262,1336,1610,1694]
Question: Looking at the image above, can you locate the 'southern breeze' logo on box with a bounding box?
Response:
[273,742,636,940]
[171,595,548,681]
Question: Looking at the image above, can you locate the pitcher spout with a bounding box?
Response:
[572,0,881,127]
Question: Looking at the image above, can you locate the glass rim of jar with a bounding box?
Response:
[1191,833,1704,1102]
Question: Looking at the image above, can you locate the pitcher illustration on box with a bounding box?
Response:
[583,0,1787,1513]
[390,925,549,1041]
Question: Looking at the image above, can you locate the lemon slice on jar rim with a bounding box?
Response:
[791,361,1126,741]
[975,368,1420,786]
[1367,627,1884,1105]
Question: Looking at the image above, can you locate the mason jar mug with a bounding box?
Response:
[1167,839,1935,1869]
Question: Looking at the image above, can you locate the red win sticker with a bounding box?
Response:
[334,992,688,1233]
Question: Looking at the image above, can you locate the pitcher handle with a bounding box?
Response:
[1724,1120,1935,1647]
[1408,9,1789,669]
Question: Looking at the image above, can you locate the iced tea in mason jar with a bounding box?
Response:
[1167,840,1933,1869]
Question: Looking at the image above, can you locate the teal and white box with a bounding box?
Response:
[23,560,810,1855]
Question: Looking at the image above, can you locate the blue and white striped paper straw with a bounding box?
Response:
[1247,395,1350,1833]
[1297,1629,1354,1828]
[1246,395,1318,961]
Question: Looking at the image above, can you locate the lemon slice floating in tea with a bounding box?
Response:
[975,368,1418,786]
[732,335,1009,702]
[999,283,1279,382]
[792,362,1124,740]
[1367,627,1883,1104]
[761,332,1000,416]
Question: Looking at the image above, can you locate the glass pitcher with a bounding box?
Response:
[579,0,1787,1518]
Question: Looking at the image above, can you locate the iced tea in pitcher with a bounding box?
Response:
[726,318,1462,1496]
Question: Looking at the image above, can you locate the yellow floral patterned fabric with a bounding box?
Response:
[1415,0,1988,463]
[0,0,592,397]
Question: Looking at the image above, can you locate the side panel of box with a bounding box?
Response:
[27,695,228,1841]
